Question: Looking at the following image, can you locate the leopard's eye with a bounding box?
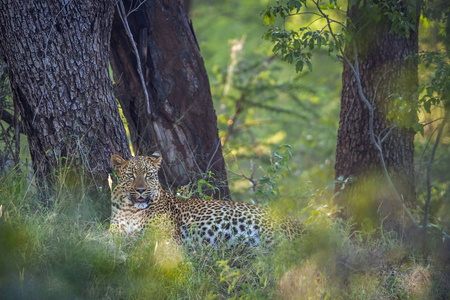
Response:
[126,173,135,179]
[145,172,152,178]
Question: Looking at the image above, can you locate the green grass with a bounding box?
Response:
[0,167,449,299]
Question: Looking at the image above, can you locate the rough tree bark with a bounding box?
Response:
[334,0,419,231]
[110,0,230,199]
[0,0,131,192]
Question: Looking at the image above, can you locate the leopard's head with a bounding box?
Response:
[111,153,162,210]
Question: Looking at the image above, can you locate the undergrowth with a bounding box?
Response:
[0,166,449,299]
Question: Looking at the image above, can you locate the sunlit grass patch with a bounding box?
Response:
[277,261,328,300]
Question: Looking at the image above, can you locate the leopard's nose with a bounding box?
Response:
[136,188,146,194]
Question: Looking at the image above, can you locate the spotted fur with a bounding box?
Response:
[110,154,304,246]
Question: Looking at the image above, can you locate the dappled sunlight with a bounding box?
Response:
[152,239,184,275]
[407,265,433,299]
[266,131,287,145]
[278,261,327,300]
[335,172,418,234]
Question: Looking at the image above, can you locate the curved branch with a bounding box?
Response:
[314,0,419,228]
[423,110,449,232]
[116,0,151,115]
[0,109,23,134]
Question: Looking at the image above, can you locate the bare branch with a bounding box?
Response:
[245,100,310,118]
[422,117,444,127]
[13,97,19,164]
[228,154,257,192]
[185,142,203,175]
[0,121,15,162]
[206,138,222,172]
[379,125,397,144]
[0,109,23,134]
[126,0,146,17]
[116,0,151,115]
[417,125,440,191]
[222,94,245,146]
[423,110,449,233]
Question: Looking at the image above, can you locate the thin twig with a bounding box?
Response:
[416,125,440,195]
[422,117,444,127]
[13,96,20,165]
[417,117,446,169]
[228,155,257,192]
[379,125,397,144]
[206,138,222,172]
[208,149,233,171]
[185,142,203,174]
[245,100,309,118]
[372,69,391,106]
[423,110,449,233]
[116,0,151,115]
[0,121,15,162]
[126,0,146,17]
[222,94,245,145]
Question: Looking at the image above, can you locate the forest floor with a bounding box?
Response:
[1,167,449,299]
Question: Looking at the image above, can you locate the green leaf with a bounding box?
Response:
[259,177,270,184]
[295,60,304,72]
[423,101,431,113]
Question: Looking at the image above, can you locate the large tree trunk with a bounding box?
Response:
[0,0,131,192]
[110,0,230,199]
[334,0,419,232]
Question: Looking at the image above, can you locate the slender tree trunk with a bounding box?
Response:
[0,0,131,192]
[334,0,419,231]
[110,0,230,199]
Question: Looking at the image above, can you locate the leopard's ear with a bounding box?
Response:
[148,152,162,169]
[111,155,127,176]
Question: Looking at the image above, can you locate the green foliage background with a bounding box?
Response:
[193,0,341,204]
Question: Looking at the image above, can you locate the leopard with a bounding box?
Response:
[109,153,304,247]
